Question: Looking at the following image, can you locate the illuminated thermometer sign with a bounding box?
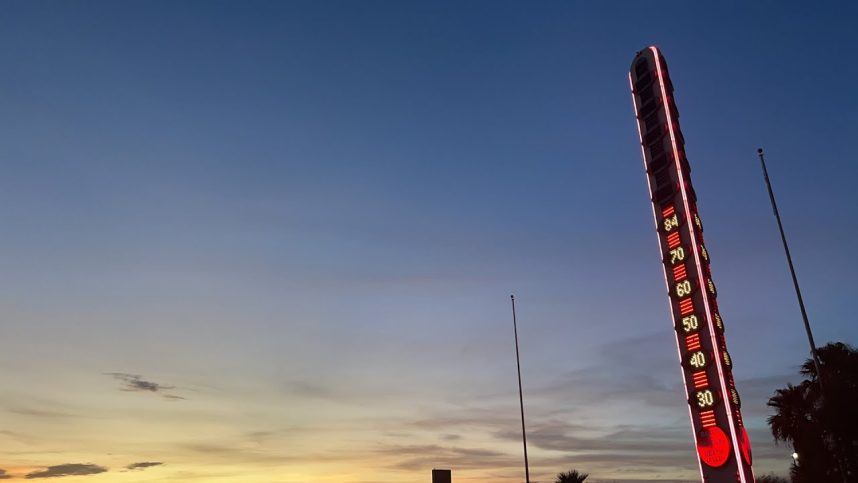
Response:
[629,47,754,482]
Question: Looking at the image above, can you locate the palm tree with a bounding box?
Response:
[555,469,588,483]
[767,382,816,444]
[767,342,858,482]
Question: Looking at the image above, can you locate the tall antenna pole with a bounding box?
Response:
[510,295,531,483]
[756,148,823,380]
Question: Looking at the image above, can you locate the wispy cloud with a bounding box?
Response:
[377,443,517,472]
[25,464,107,479]
[7,407,78,419]
[495,419,691,454]
[105,373,184,400]
[125,462,163,471]
[0,469,11,480]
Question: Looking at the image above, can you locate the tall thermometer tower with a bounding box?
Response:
[629,47,754,482]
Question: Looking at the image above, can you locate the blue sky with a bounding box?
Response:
[1,1,856,481]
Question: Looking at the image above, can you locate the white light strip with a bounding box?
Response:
[649,46,750,481]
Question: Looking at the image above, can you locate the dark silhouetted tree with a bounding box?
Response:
[755,474,788,483]
[767,342,858,482]
[555,469,588,483]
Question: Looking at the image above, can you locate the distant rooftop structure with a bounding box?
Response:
[432,468,451,483]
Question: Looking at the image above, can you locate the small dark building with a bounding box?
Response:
[432,468,451,483]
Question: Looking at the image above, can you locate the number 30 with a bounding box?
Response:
[696,390,715,408]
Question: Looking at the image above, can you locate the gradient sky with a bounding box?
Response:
[2,1,857,482]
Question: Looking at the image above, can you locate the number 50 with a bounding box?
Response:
[680,315,699,333]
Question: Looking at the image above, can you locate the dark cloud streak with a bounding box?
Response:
[105,372,184,400]
[25,464,107,479]
[125,462,163,471]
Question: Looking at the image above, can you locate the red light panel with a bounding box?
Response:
[686,333,702,351]
[699,409,717,428]
[679,298,694,316]
[667,231,681,249]
[692,371,709,389]
[662,205,675,217]
[672,263,687,282]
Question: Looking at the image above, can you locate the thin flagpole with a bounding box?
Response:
[755,148,823,380]
[510,295,531,483]
[756,148,849,482]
